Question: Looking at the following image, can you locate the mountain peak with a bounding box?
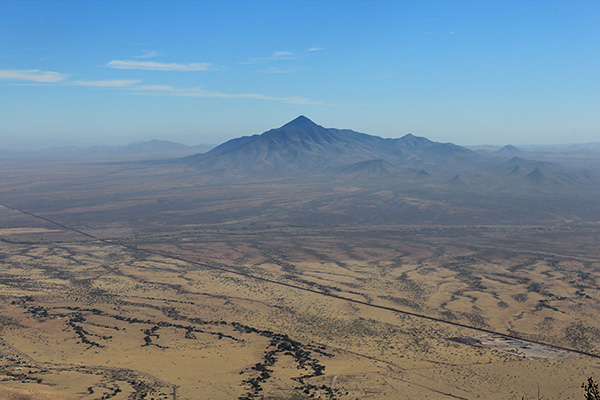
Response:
[186,119,482,178]
[397,133,433,148]
[281,115,318,129]
[495,144,525,156]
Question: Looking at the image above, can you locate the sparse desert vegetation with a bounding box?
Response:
[0,162,599,399]
[0,116,599,400]
[0,386,71,400]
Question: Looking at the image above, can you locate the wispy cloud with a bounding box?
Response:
[133,84,329,105]
[271,51,295,59]
[0,69,66,83]
[257,66,296,74]
[107,60,212,71]
[308,46,325,52]
[0,67,330,105]
[73,79,140,87]
[135,50,161,59]
[135,84,177,92]
[242,50,296,64]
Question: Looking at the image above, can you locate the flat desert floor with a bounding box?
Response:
[0,161,599,399]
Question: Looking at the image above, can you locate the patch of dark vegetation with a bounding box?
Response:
[238,331,337,400]
[141,325,167,349]
[379,295,421,310]
[512,293,528,303]
[535,300,560,312]
[439,310,457,321]
[527,281,553,297]
[564,322,600,353]
[67,313,104,349]
[462,311,489,328]
[575,287,592,299]
[281,273,336,295]
[98,384,122,400]
[98,368,171,400]
[24,300,338,396]
[26,305,49,319]
[537,316,555,332]
[0,371,43,384]
[395,272,430,302]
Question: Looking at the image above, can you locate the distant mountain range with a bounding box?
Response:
[184,116,484,176]
[1,116,597,227]
[2,116,597,193]
[0,140,215,160]
[182,116,598,189]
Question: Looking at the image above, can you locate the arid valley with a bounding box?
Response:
[0,117,599,400]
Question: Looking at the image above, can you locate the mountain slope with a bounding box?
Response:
[184,116,482,176]
[180,116,597,193]
[336,159,399,178]
[494,144,527,158]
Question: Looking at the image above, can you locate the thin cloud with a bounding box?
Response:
[73,79,140,87]
[0,69,66,83]
[107,60,212,71]
[242,51,297,64]
[308,46,325,52]
[271,51,295,59]
[257,67,296,74]
[135,50,161,59]
[133,84,330,105]
[136,84,177,91]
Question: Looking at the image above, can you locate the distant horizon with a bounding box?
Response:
[1,114,599,152]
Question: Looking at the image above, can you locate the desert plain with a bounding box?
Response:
[0,153,598,400]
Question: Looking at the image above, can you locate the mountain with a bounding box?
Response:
[505,157,558,170]
[503,157,593,186]
[494,144,527,158]
[85,140,191,155]
[521,142,600,153]
[448,174,466,186]
[336,159,398,178]
[184,116,482,177]
[179,116,599,193]
[2,140,215,161]
[72,140,215,158]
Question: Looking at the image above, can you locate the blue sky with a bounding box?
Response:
[1,0,598,149]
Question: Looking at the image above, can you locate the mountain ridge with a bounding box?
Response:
[184,116,483,177]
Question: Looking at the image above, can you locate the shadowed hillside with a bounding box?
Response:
[183,116,484,177]
[0,116,598,233]
[181,117,598,194]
